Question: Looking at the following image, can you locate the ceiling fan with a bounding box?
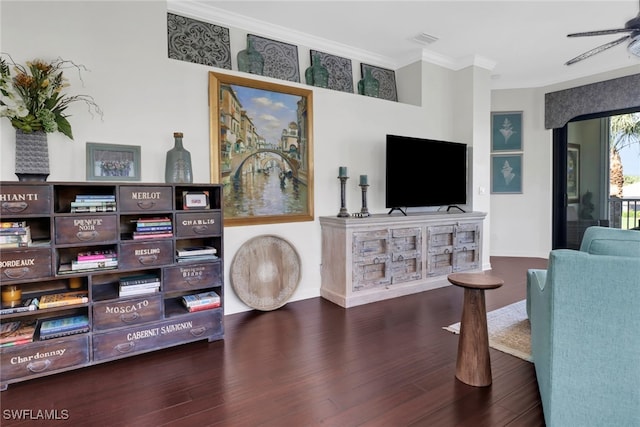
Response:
[565,1,640,65]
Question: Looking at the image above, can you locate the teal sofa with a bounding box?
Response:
[527,226,640,427]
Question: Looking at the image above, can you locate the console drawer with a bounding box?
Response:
[92,311,222,361]
[0,185,51,215]
[55,215,117,244]
[118,186,173,212]
[0,248,52,281]
[0,335,89,382]
[163,262,222,292]
[119,240,174,269]
[92,295,163,331]
[175,212,221,237]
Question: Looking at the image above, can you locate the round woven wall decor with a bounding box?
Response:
[230,235,301,311]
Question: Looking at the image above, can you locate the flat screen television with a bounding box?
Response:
[385,134,467,214]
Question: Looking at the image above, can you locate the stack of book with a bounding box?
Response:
[176,246,218,263]
[0,319,37,347]
[119,273,161,297]
[38,314,90,340]
[181,290,220,312]
[39,291,89,309]
[0,298,39,315]
[0,221,31,248]
[70,194,116,213]
[132,217,173,240]
[71,249,118,271]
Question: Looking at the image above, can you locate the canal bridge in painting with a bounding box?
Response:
[231,148,301,180]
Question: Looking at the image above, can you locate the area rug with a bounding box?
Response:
[443,299,532,362]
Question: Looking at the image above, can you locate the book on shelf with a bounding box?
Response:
[0,227,31,247]
[186,301,220,312]
[0,297,39,315]
[39,291,89,309]
[119,285,160,297]
[119,273,160,286]
[0,241,30,249]
[135,225,173,232]
[0,225,30,235]
[71,258,118,271]
[119,279,160,290]
[70,202,117,209]
[58,263,117,274]
[181,290,220,308]
[1,221,27,229]
[75,194,116,201]
[135,217,171,225]
[0,320,36,345]
[119,282,160,293]
[74,255,118,264]
[38,314,90,340]
[77,249,117,261]
[71,206,116,213]
[176,246,217,257]
[177,255,218,263]
[0,338,33,348]
[132,232,173,240]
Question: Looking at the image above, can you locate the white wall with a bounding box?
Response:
[490,88,552,257]
[490,66,640,258]
[1,1,493,314]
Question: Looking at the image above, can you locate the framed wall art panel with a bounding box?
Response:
[310,50,353,93]
[491,154,523,194]
[491,111,523,151]
[246,34,300,82]
[209,72,314,226]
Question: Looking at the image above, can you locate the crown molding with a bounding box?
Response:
[396,49,496,72]
[167,0,397,69]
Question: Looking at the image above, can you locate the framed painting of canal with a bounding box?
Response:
[209,72,314,226]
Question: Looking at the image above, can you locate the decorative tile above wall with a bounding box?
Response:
[310,50,354,94]
[247,34,300,83]
[361,63,398,102]
[167,13,232,69]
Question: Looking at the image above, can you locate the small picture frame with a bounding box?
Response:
[491,111,523,152]
[183,191,210,210]
[86,143,141,181]
[491,154,523,194]
[567,144,580,202]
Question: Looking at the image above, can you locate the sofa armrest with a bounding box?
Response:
[526,268,547,318]
[530,249,640,427]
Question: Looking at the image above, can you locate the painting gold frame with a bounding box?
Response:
[209,72,314,226]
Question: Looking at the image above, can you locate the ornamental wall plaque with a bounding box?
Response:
[230,235,301,311]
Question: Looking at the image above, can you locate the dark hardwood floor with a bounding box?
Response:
[1,256,548,426]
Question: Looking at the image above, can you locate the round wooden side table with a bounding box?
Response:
[447,272,504,387]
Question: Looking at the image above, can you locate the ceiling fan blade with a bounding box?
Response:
[568,28,634,37]
[565,34,631,65]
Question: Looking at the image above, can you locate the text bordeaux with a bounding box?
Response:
[0,259,35,268]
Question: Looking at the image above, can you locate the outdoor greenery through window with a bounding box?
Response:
[610,112,640,229]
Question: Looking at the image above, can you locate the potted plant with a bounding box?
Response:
[0,54,102,180]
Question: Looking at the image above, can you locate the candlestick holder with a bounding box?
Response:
[357,184,371,217]
[337,176,350,217]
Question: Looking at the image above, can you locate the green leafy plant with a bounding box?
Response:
[0,53,102,140]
